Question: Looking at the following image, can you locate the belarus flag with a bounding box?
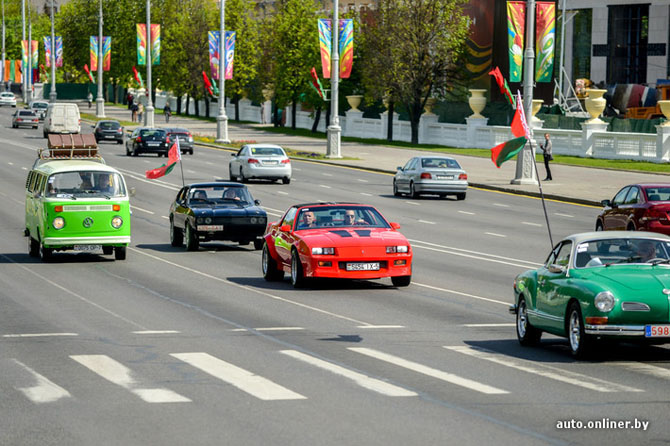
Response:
[145,138,182,179]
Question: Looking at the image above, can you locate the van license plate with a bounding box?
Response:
[74,245,101,251]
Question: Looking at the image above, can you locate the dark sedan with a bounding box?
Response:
[165,127,194,155]
[126,127,170,156]
[169,182,267,251]
[94,120,124,144]
[596,183,670,235]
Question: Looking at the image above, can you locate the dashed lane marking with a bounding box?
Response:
[3,333,78,338]
[13,359,71,403]
[521,221,542,227]
[131,205,155,215]
[485,232,506,238]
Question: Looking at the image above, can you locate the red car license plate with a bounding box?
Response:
[645,325,670,337]
[346,262,380,271]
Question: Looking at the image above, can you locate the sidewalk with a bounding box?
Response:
[91,101,670,206]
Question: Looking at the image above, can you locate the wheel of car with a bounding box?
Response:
[189,149,194,155]
[516,297,542,346]
[102,246,114,255]
[567,302,592,359]
[239,169,247,183]
[114,246,127,260]
[33,126,37,129]
[290,249,305,288]
[28,237,39,257]
[438,193,447,199]
[393,181,401,197]
[456,192,466,201]
[409,182,418,199]
[132,147,138,156]
[170,218,183,247]
[39,244,53,262]
[391,275,411,287]
[43,130,48,138]
[262,243,284,281]
[282,177,291,185]
[229,166,236,181]
[185,223,199,251]
[595,221,603,231]
[254,239,264,250]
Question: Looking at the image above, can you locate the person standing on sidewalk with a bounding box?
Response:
[138,102,144,124]
[540,133,553,181]
[163,103,171,123]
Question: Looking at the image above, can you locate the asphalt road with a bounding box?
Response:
[0,107,668,446]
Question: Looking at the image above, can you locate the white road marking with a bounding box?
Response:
[493,203,509,208]
[161,215,169,219]
[172,352,305,400]
[357,179,369,183]
[293,168,302,171]
[13,359,71,403]
[3,333,78,338]
[458,211,475,215]
[71,355,191,403]
[360,192,372,196]
[8,162,13,165]
[281,350,416,397]
[263,206,285,214]
[266,211,284,217]
[319,184,331,189]
[408,239,540,269]
[613,362,670,380]
[206,161,214,165]
[555,213,574,218]
[405,201,420,206]
[485,232,506,238]
[22,166,27,170]
[132,330,181,334]
[357,325,405,329]
[131,205,155,215]
[522,221,542,227]
[418,220,436,225]
[349,348,508,395]
[322,173,333,177]
[229,327,304,332]
[445,346,643,393]
[187,170,196,174]
[277,191,289,195]
[414,283,508,306]
[463,324,515,327]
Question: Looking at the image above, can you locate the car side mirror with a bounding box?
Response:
[231,153,237,157]
[396,166,403,171]
[254,199,261,205]
[129,187,136,197]
[548,264,566,274]
[601,199,611,207]
[390,222,401,230]
[280,224,291,232]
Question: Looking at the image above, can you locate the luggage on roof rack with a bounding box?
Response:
[36,134,104,165]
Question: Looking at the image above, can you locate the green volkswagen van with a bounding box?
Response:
[25,145,131,261]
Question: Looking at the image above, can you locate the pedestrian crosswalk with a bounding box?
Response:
[6,344,670,405]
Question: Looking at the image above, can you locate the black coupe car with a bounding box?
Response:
[126,127,170,156]
[169,182,267,251]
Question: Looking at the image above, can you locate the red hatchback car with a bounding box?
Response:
[596,183,670,234]
[262,203,412,288]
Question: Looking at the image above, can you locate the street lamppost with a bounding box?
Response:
[21,0,25,103]
[511,0,537,185]
[215,0,229,143]
[95,0,104,116]
[144,0,154,127]
[27,7,32,104]
[326,0,341,158]
[1,0,5,91]
[49,0,57,102]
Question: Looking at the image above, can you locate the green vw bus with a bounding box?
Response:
[25,141,131,261]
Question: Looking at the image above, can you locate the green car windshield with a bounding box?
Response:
[575,238,670,268]
[47,171,126,198]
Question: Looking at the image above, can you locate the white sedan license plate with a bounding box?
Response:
[645,325,670,337]
[436,175,454,180]
[263,160,278,165]
[74,244,101,251]
[198,225,223,231]
[346,262,380,271]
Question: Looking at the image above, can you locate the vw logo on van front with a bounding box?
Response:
[83,217,94,228]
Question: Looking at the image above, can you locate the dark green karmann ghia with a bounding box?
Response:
[511,231,670,358]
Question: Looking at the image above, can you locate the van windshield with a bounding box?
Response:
[46,171,126,198]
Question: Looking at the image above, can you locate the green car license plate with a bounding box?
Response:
[645,325,670,337]
[74,244,102,252]
[346,262,380,271]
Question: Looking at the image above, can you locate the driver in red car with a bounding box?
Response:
[299,211,317,229]
[343,210,367,226]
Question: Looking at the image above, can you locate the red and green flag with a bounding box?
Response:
[309,67,324,99]
[83,64,94,82]
[132,66,144,88]
[511,91,531,139]
[491,136,527,168]
[145,139,182,179]
[489,66,515,107]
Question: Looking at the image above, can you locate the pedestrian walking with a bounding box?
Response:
[540,133,553,181]
[138,102,144,123]
[131,102,138,122]
[163,103,171,123]
[87,91,93,109]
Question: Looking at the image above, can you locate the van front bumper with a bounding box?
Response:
[44,236,130,247]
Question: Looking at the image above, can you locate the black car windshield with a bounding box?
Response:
[19,111,35,116]
[188,186,252,205]
[32,102,48,109]
[139,129,166,138]
[574,238,670,268]
[99,121,120,130]
[47,171,126,198]
[421,158,460,168]
[295,206,390,230]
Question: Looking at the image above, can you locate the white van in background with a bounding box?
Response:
[43,103,81,138]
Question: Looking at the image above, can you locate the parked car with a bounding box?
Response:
[165,127,194,154]
[262,202,412,288]
[0,92,16,107]
[511,231,670,358]
[29,100,49,120]
[229,143,291,184]
[43,103,81,137]
[596,183,670,235]
[393,156,468,200]
[125,127,170,156]
[12,109,39,129]
[169,182,267,251]
[94,120,124,144]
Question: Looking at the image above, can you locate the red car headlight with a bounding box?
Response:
[386,245,409,253]
[312,247,335,255]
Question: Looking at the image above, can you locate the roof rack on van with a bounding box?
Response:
[37,134,104,163]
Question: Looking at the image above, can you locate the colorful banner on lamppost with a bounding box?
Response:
[44,36,63,68]
[137,24,160,65]
[44,37,51,67]
[506,1,525,82]
[208,30,236,80]
[317,19,354,79]
[90,36,111,71]
[21,40,38,66]
[535,1,556,82]
[4,60,22,82]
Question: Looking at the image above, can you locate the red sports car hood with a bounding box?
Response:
[298,228,408,247]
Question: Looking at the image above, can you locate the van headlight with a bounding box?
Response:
[52,217,65,230]
[111,216,123,229]
[595,291,615,312]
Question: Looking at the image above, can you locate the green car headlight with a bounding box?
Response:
[52,217,65,230]
[595,291,615,312]
[111,216,123,229]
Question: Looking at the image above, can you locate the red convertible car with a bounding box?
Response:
[262,203,412,288]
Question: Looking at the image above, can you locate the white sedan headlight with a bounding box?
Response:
[312,247,335,255]
[595,291,615,312]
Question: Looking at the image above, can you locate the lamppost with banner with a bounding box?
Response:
[21,0,25,103]
[49,0,57,101]
[215,0,229,143]
[1,0,5,91]
[326,0,341,158]
[96,0,104,116]
[144,0,154,127]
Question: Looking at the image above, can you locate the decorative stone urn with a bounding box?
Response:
[530,99,544,127]
[262,88,273,101]
[346,95,363,111]
[423,97,437,115]
[585,89,607,123]
[658,100,670,126]
[468,89,487,119]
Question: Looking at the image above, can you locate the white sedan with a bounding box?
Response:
[229,144,291,184]
[0,92,17,107]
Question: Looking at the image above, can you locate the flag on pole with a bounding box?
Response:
[511,91,531,139]
[309,67,324,99]
[83,64,94,82]
[132,66,144,88]
[488,66,515,107]
[490,136,528,168]
[145,138,181,179]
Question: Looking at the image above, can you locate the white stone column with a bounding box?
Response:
[380,111,399,140]
[419,113,438,145]
[466,117,489,149]
[581,120,608,157]
[656,125,670,162]
[344,109,363,138]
